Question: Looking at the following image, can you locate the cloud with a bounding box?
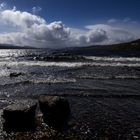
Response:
[0,8,70,47]
[32,6,42,14]
[107,17,140,37]
[107,17,139,25]
[123,17,131,23]
[0,6,139,48]
[0,2,6,10]
[0,9,46,28]
[107,18,119,24]
[73,24,136,46]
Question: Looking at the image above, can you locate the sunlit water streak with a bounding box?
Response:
[0,61,140,68]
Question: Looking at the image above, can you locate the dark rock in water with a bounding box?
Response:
[10,72,24,78]
[2,100,37,132]
[39,95,71,129]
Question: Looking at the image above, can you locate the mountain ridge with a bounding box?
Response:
[0,39,140,57]
[61,39,140,57]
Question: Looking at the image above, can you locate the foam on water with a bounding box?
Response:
[1,61,140,68]
[29,77,76,84]
[0,69,9,77]
[84,56,140,62]
[77,75,140,80]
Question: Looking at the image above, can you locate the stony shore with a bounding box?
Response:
[0,96,140,140]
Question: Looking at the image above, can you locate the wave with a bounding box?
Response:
[0,77,76,86]
[29,78,76,84]
[77,76,140,80]
[1,61,140,68]
[84,56,140,62]
[0,69,10,77]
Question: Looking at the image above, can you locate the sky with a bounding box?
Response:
[0,0,139,48]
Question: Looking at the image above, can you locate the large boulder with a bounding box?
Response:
[2,100,37,132]
[39,95,71,129]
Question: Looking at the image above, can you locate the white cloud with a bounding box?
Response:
[32,6,42,14]
[0,9,46,28]
[73,24,136,46]
[0,8,70,47]
[108,18,119,24]
[0,2,6,10]
[108,17,139,25]
[0,6,139,48]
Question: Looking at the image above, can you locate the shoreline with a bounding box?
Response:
[0,96,140,140]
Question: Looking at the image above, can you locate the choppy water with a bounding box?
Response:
[0,49,139,98]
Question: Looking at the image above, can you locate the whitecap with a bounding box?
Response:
[0,60,140,68]
[84,56,140,62]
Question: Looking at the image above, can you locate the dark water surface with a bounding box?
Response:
[0,49,140,139]
[0,49,139,98]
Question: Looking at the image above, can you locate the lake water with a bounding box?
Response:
[0,49,140,139]
[0,49,139,99]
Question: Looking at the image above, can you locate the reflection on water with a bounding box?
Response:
[0,49,139,98]
[0,49,27,58]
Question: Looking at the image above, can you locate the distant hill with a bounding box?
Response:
[62,39,140,57]
[0,44,34,49]
[0,39,140,56]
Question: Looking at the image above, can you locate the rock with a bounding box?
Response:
[2,100,37,132]
[10,72,24,78]
[39,95,71,129]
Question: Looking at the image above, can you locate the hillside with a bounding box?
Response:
[62,39,140,57]
[0,44,34,49]
[0,39,140,57]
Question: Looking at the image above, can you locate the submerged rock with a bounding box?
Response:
[39,95,71,129]
[10,72,24,78]
[2,100,37,132]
